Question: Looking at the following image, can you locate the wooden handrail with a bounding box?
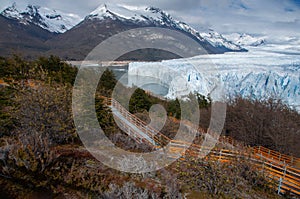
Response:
[102,97,300,196]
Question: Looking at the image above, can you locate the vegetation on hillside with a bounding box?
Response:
[225,97,300,156]
[0,55,298,198]
[0,55,78,85]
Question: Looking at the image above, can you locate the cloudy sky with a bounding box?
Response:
[1,0,300,38]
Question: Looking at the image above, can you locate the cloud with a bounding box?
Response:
[185,0,300,37]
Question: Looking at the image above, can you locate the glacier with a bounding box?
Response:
[128,48,300,112]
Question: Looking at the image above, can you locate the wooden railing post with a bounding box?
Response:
[277,177,283,195]
[279,153,281,162]
[219,149,223,162]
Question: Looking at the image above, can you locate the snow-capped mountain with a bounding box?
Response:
[1,2,82,33]
[128,50,300,112]
[84,3,246,53]
[87,4,204,36]
[224,33,266,47]
[0,2,246,58]
[200,30,244,51]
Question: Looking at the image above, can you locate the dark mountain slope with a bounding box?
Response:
[0,15,56,58]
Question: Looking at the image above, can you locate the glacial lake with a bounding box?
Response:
[111,66,169,96]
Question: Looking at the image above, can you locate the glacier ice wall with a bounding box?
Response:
[128,50,300,111]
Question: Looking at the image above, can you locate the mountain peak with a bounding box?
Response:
[146,6,168,16]
[224,33,267,47]
[87,3,142,20]
[0,2,82,33]
[146,6,162,13]
[8,2,17,11]
[84,3,245,52]
[1,2,22,20]
[90,4,108,16]
[25,4,40,16]
[1,3,245,59]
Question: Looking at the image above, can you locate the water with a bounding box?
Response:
[109,66,169,96]
[75,63,169,97]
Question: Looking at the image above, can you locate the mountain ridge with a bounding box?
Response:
[1,2,81,33]
[0,2,247,60]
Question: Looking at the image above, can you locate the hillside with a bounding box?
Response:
[0,15,56,58]
[0,56,299,198]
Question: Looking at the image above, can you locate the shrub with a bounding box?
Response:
[13,83,77,145]
[225,97,300,156]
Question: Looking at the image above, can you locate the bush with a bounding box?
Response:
[167,98,181,119]
[174,156,277,198]
[13,83,77,145]
[225,97,300,157]
[97,69,117,97]
[129,88,151,113]
[36,55,78,85]
[0,55,78,85]
[0,86,15,137]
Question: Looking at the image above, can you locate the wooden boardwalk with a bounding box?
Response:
[4,77,299,195]
[105,97,300,196]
